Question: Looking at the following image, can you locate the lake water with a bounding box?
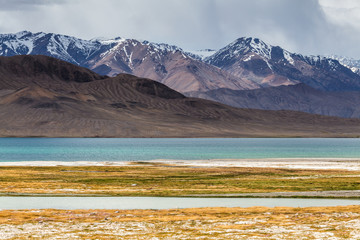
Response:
[0,197,359,210]
[0,138,359,162]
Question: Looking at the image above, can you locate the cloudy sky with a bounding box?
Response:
[0,0,360,58]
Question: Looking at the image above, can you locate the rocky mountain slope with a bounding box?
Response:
[0,31,258,93]
[188,84,360,118]
[205,37,360,91]
[0,55,359,137]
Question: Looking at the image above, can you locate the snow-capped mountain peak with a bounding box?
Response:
[236,37,272,59]
[204,37,277,69]
[205,36,360,90]
[227,37,272,58]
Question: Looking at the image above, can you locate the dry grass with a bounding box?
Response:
[1,206,360,239]
[0,164,360,196]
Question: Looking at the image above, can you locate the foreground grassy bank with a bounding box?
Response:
[0,163,360,196]
[1,206,360,239]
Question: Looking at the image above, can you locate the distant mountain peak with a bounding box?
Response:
[229,37,272,59]
[327,55,360,75]
[204,37,275,69]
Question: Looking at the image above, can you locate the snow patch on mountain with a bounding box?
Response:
[99,39,126,58]
[243,53,255,62]
[249,38,272,59]
[283,50,294,65]
[15,30,31,38]
[187,49,217,60]
[327,55,360,74]
[144,41,182,53]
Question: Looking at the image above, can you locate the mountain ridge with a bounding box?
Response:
[2,31,360,92]
[2,31,360,119]
[0,55,359,137]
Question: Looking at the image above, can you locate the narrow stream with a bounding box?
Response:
[0,197,358,210]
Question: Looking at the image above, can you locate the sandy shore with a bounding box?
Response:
[1,158,360,170]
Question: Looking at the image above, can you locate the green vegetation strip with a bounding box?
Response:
[0,164,359,196]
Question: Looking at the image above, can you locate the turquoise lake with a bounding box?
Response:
[0,138,359,162]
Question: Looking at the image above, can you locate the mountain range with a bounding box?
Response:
[0,31,257,93]
[1,31,360,118]
[205,37,360,91]
[0,55,359,137]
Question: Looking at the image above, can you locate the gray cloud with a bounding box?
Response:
[0,0,67,10]
[0,0,360,58]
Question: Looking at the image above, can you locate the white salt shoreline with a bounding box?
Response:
[1,158,360,170]
[151,158,360,171]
